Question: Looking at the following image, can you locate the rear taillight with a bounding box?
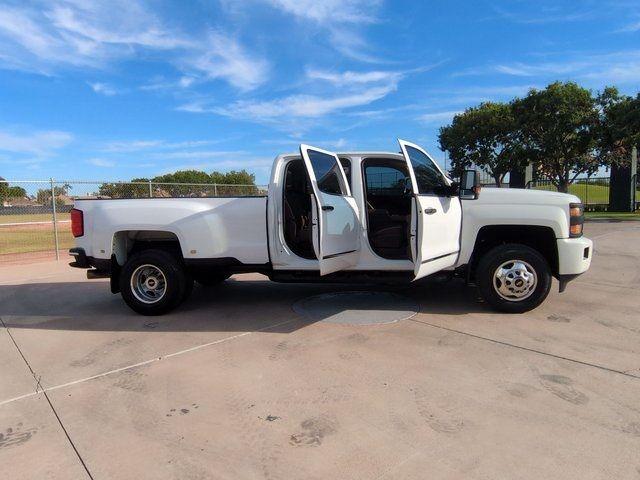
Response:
[70,208,84,237]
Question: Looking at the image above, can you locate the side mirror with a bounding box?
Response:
[459,170,481,200]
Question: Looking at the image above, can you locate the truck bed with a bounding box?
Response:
[73,196,269,265]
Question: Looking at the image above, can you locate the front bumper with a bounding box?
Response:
[557,236,593,276]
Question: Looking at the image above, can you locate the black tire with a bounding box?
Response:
[476,243,552,313]
[119,249,189,315]
[194,272,231,287]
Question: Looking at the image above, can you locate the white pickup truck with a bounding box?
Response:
[69,140,592,315]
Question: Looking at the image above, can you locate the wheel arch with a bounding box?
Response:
[467,225,558,282]
[112,230,184,266]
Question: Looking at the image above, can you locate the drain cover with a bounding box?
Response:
[292,291,418,325]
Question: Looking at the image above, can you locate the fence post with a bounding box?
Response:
[585,175,590,206]
[632,147,638,212]
[50,178,60,260]
[148,180,153,198]
[214,183,218,196]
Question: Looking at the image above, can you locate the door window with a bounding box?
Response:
[365,165,407,194]
[339,158,352,190]
[307,150,350,196]
[404,145,446,195]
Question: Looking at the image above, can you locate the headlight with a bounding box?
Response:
[569,202,584,237]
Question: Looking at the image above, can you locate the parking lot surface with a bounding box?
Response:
[1,222,639,479]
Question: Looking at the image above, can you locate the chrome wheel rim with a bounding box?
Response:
[493,260,537,302]
[131,264,167,304]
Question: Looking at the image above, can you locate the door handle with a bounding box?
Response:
[424,207,437,215]
[322,205,334,211]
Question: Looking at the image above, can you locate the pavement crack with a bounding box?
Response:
[408,317,640,380]
[0,316,94,480]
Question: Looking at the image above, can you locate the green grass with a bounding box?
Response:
[585,211,640,219]
[531,183,614,204]
[0,212,70,224]
[0,229,74,255]
[0,214,74,255]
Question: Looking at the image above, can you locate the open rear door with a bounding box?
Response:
[300,144,360,275]
[399,139,462,280]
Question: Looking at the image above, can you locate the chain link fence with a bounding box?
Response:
[0,180,267,264]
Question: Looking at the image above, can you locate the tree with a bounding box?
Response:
[439,102,526,187]
[98,178,150,198]
[153,170,212,184]
[512,82,600,193]
[0,178,27,202]
[210,169,256,185]
[0,177,8,200]
[96,169,260,198]
[210,169,259,195]
[36,185,71,207]
[152,170,216,196]
[596,87,640,166]
[6,186,26,198]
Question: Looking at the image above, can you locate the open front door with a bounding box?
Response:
[399,139,462,280]
[300,144,360,275]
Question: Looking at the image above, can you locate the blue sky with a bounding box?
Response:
[0,0,639,185]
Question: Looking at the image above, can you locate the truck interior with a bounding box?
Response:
[283,159,316,259]
[362,158,411,260]
[283,157,354,260]
[283,156,411,261]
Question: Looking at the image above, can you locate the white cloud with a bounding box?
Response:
[139,76,197,91]
[225,0,384,63]
[209,84,397,121]
[617,20,640,32]
[418,111,462,125]
[181,32,269,91]
[151,150,244,160]
[466,50,640,86]
[306,69,403,86]
[492,5,595,25]
[0,1,268,90]
[494,63,580,77]
[181,62,407,127]
[87,158,115,167]
[327,28,385,64]
[158,157,273,175]
[262,137,349,149]
[0,129,73,156]
[103,139,220,152]
[254,0,381,23]
[89,82,121,96]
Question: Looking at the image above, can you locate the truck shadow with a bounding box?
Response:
[0,276,489,333]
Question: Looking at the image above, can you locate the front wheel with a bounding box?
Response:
[119,249,191,315]
[476,244,552,313]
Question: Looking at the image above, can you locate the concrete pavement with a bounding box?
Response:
[1,222,639,479]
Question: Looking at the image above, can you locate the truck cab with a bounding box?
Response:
[269,141,464,280]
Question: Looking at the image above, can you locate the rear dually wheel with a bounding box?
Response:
[119,249,191,315]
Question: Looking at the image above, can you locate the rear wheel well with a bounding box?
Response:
[113,230,184,266]
[468,225,558,281]
[110,231,184,294]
